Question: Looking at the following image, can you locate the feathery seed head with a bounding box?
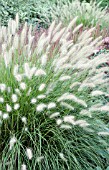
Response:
[36,156,44,162]
[9,136,17,150]
[12,94,18,103]
[26,148,33,160]
[48,102,56,109]
[0,97,4,103]
[59,153,67,162]
[21,117,27,124]
[14,103,20,110]
[31,98,37,104]
[3,113,9,120]
[36,103,47,112]
[0,111,2,117]
[20,82,27,90]
[21,164,27,170]
[39,83,46,91]
[6,104,12,112]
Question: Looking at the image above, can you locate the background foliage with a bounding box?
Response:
[0,0,109,28]
[0,0,53,27]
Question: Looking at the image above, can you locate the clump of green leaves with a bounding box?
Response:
[0,0,53,27]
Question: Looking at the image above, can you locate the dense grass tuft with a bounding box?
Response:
[0,15,109,170]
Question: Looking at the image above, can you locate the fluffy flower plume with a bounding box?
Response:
[9,136,17,150]
[21,164,27,170]
[59,153,67,162]
[26,148,33,160]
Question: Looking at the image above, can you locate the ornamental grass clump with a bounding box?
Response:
[49,0,109,28]
[0,15,109,170]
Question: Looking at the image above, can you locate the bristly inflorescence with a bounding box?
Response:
[0,14,109,169]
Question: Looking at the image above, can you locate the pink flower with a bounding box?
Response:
[104,37,109,43]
